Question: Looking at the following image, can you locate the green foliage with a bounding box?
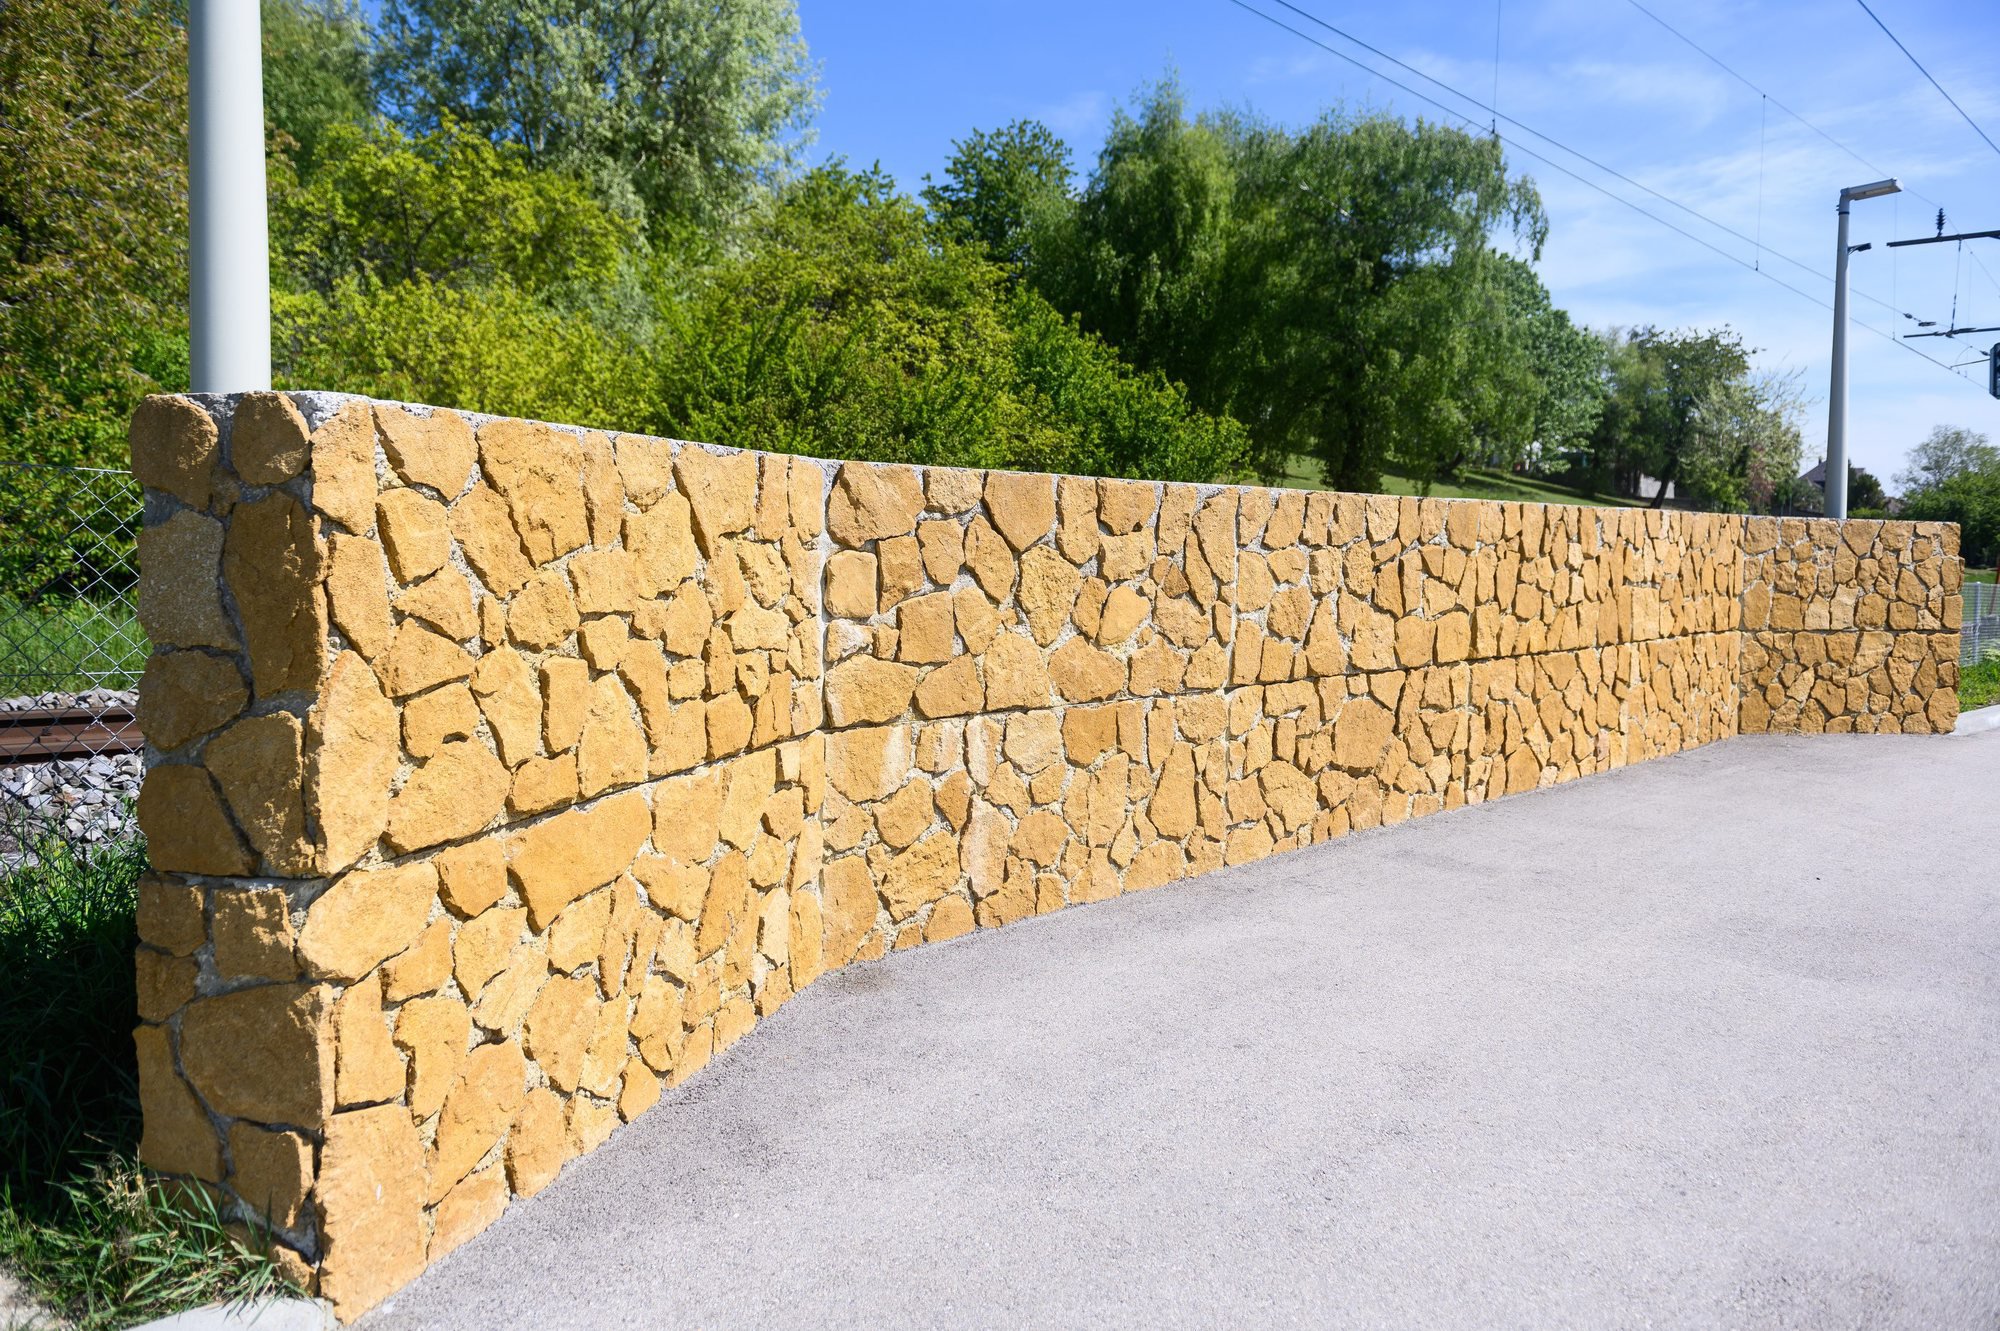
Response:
[1020,82,1549,492]
[375,0,817,235]
[1895,424,1997,496]
[275,276,650,427]
[653,166,1249,482]
[263,0,375,170]
[271,118,634,299]
[924,120,1074,268]
[1586,327,1753,506]
[0,821,147,1206]
[1901,466,2000,567]
[0,823,280,1328]
[1491,255,1605,471]
[1961,653,2000,712]
[0,0,189,472]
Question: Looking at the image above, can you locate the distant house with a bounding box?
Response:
[1784,460,1901,517]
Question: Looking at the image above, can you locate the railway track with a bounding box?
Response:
[0,704,142,763]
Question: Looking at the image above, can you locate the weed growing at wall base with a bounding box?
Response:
[1962,652,2000,712]
[0,815,278,1328]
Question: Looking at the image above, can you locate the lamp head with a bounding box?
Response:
[1841,178,1902,202]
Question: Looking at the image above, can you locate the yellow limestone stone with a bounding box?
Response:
[324,533,395,660]
[231,391,310,485]
[984,471,1056,552]
[137,764,253,876]
[130,394,219,509]
[210,886,297,982]
[507,791,653,929]
[385,739,508,853]
[223,491,324,697]
[310,652,399,872]
[479,419,588,564]
[307,398,379,535]
[674,446,759,554]
[137,511,238,651]
[375,488,452,583]
[179,982,332,1126]
[318,1104,428,1318]
[299,860,438,983]
[449,483,535,597]
[376,404,476,496]
[826,462,924,547]
[135,1025,223,1181]
[137,651,248,752]
[205,712,313,876]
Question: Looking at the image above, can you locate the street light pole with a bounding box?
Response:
[188,0,271,393]
[1825,177,1900,520]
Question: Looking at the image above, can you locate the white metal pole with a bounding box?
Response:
[188,0,271,393]
[1826,196,1851,521]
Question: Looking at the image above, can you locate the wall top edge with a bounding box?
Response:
[167,391,1953,536]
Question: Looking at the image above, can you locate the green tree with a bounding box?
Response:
[1901,470,2000,566]
[1895,424,1997,495]
[651,164,1248,482]
[0,0,188,472]
[1588,327,1749,507]
[1491,255,1604,475]
[263,0,374,170]
[269,118,633,300]
[375,0,817,234]
[1022,83,1547,491]
[923,120,1073,267]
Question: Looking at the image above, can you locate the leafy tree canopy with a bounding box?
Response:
[923,120,1073,268]
[375,0,818,236]
[1895,424,1997,496]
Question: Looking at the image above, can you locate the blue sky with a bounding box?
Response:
[797,0,2000,487]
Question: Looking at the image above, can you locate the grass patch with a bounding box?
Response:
[1961,654,2000,712]
[0,596,148,697]
[1271,456,1647,509]
[0,816,279,1328]
[1966,568,1994,584]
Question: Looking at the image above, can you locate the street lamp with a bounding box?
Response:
[1825,177,1900,520]
[188,0,271,393]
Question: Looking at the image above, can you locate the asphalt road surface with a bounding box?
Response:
[364,729,2000,1331]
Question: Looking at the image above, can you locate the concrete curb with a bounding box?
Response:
[1953,704,2000,736]
[124,1298,335,1331]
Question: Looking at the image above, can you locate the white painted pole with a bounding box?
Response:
[188,0,271,393]
[1826,197,1852,521]
[1824,178,1899,521]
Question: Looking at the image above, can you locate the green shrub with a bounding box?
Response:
[0,821,278,1327]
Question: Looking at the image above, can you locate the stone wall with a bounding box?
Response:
[1737,516,1963,734]
[125,393,1961,1320]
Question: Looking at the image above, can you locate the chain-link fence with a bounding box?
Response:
[1,462,147,856]
[1966,581,2000,666]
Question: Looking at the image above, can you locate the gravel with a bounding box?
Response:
[1,689,143,864]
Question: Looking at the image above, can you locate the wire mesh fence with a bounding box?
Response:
[1965,581,2000,667]
[0,462,147,858]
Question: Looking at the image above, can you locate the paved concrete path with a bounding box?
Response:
[366,732,2000,1331]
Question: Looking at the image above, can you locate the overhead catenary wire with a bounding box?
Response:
[1854,0,2000,162]
[1626,0,2000,306]
[1221,0,1981,389]
[1249,0,1933,327]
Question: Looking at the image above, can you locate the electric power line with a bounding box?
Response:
[1626,0,2000,308]
[1854,0,2000,162]
[1252,0,1935,328]
[1222,0,1982,389]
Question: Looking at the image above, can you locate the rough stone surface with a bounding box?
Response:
[179,982,331,1126]
[137,511,238,650]
[231,392,312,485]
[137,651,250,752]
[310,652,400,872]
[137,764,253,876]
[300,861,438,984]
[129,394,219,508]
[225,492,324,697]
[135,1025,222,1181]
[206,713,313,876]
[318,1104,428,1318]
[129,397,1960,1316]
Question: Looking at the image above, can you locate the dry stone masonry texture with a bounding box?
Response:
[126,393,1963,1320]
